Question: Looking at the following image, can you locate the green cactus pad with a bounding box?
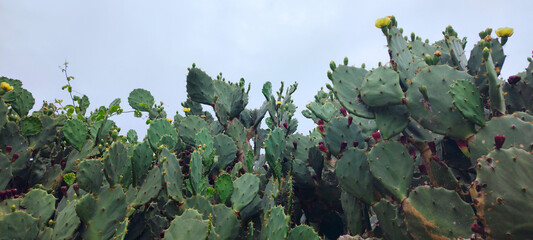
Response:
[147,118,178,150]
[336,148,375,204]
[474,148,533,239]
[445,33,468,70]
[103,141,132,187]
[0,99,7,129]
[330,65,374,118]
[178,115,209,145]
[76,159,103,193]
[231,173,260,211]
[195,128,215,170]
[386,25,421,85]
[75,186,128,240]
[450,79,485,126]
[307,101,337,122]
[0,211,39,240]
[467,39,505,101]
[10,88,35,117]
[212,204,240,240]
[128,88,154,111]
[406,65,476,138]
[503,61,533,113]
[28,115,57,150]
[21,189,56,227]
[360,67,404,107]
[183,195,214,219]
[469,115,533,161]
[52,199,80,240]
[374,105,409,139]
[0,153,12,191]
[20,116,42,136]
[409,39,438,59]
[133,165,163,207]
[373,199,411,240]
[161,147,184,202]
[215,173,233,204]
[260,206,289,240]
[126,129,138,143]
[225,119,250,152]
[165,208,217,240]
[340,191,363,236]
[287,225,320,240]
[324,116,367,157]
[402,186,474,240]
[368,141,413,200]
[186,67,216,105]
[428,160,459,191]
[63,118,87,151]
[188,150,205,195]
[132,140,154,186]
[265,128,285,178]
[0,122,30,174]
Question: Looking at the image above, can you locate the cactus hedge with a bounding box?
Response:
[0,16,532,240]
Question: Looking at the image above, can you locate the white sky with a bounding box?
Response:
[2,1,532,137]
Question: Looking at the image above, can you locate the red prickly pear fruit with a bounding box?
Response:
[160,231,165,238]
[340,141,347,152]
[318,125,325,134]
[418,164,427,175]
[312,174,319,181]
[353,141,359,148]
[73,183,79,192]
[347,116,353,127]
[317,120,324,126]
[11,188,17,195]
[11,153,19,163]
[5,190,12,198]
[283,122,288,129]
[432,155,445,166]
[262,164,268,171]
[400,136,407,145]
[456,139,470,157]
[508,75,521,84]
[5,146,12,153]
[60,160,66,170]
[293,141,298,150]
[428,141,436,154]
[372,131,381,142]
[50,159,55,165]
[61,186,68,196]
[471,222,485,234]
[494,135,505,149]
[409,147,416,158]
[340,107,347,116]
[226,165,233,172]
[318,142,328,153]
[211,103,215,108]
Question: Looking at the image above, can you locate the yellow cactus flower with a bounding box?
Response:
[166,118,172,123]
[183,108,191,113]
[1,82,13,92]
[276,101,282,105]
[495,27,513,37]
[375,17,391,28]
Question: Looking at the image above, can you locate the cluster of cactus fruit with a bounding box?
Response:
[0,16,532,240]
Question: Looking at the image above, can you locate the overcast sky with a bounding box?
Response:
[2,1,532,137]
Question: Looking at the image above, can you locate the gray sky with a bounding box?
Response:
[2,1,532,137]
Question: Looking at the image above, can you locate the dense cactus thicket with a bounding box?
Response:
[0,16,532,240]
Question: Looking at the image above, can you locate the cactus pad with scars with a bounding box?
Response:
[329,64,374,118]
[450,79,485,127]
[21,189,55,226]
[406,65,476,138]
[402,186,473,240]
[368,141,413,200]
[161,147,184,202]
[324,116,367,157]
[360,67,404,107]
[20,116,42,136]
[336,147,375,204]
[473,147,533,239]
[231,173,260,211]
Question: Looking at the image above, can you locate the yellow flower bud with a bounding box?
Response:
[495,27,513,37]
[375,17,391,28]
[433,50,442,57]
[183,108,191,113]
[166,118,172,123]
[276,101,282,105]
[1,82,13,92]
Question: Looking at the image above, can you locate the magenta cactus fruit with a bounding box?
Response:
[283,122,288,129]
[5,146,12,153]
[494,135,506,149]
[340,107,347,116]
[318,125,325,134]
[409,146,416,159]
[340,141,347,153]
[353,141,359,148]
[61,186,68,196]
[432,155,445,166]
[471,222,484,234]
[372,131,381,142]
[293,141,298,150]
[508,75,521,84]
[60,160,66,170]
[318,142,328,153]
[400,136,407,145]
[11,153,19,162]
[418,164,427,175]
[347,116,353,127]
[317,119,324,126]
